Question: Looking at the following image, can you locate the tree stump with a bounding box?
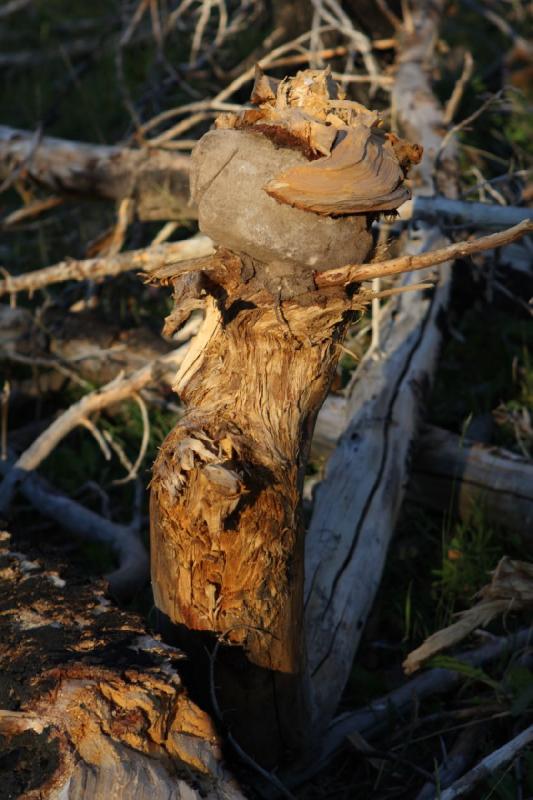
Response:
[149,68,419,766]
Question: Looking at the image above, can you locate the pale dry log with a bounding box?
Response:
[0,532,246,799]
[0,125,194,221]
[311,410,533,540]
[439,724,533,800]
[408,424,533,541]
[0,233,213,298]
[406,195,533,229]
[304,0,458,729]
[0,345,189,515]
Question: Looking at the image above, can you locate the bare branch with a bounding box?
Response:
[0,346,189,515]
[315,219,533,287]
[439,724,533,800]
[0,234,213,298]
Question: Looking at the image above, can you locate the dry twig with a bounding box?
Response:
[0,345,189,515]
[0,234,213,298]
[315,219,533,287]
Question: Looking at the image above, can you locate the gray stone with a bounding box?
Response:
[190,129,372,290]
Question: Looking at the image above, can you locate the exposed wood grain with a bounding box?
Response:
[0,532,246,799]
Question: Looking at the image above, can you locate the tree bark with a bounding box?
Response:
[0,126,194,221]
[0,531,245,799]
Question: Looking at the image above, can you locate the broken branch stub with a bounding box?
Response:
[150,69,419,765]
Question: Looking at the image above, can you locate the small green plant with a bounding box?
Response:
[432,506,502,627]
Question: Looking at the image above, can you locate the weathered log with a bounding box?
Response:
[311,407,533,543]
[0,126,194,221]
[149,69,417,766]
[406,195,533,229]
[304,0,458,729]
[408,424,533,540]
[0,531,245,799]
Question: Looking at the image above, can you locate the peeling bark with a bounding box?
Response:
[0,532,245,799]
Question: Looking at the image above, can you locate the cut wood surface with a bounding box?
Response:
[409,424,533,540]
[0,531,246,799]
[0,126,195,221]
[304,0,458,728]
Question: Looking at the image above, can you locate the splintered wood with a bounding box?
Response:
[150,68,418,765]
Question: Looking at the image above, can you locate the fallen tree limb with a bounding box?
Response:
[304,0,459,729]
[311,411,533,542]
[0,234,213,298]
[313,627,533,778]
[409,195,533,229]
[415,724,480,800]
[408,424,533,542]
[439,723,533,800]
[315,218,533,287]
[0,345,189,515]
[403,557,533,675]
[0,532,245,798]
[0,456,146,597]
[0,125,195,221]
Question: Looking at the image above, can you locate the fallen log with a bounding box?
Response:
[408,424,533,541]
[0,531,245,799]
[304,0,459,728]
[406,195,533,229]
[311,409,533,543]
[0,125,195,221]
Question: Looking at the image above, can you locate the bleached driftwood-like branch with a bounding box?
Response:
[408,195,533,229]
[0,125,194,221]
[439,724,533,800]
[0,345,189,515]
[0,234,213,298]
[304,0,459,728]
[408,424,533,542]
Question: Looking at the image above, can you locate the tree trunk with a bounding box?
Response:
[150,254,361,765]
[148,68,419,766]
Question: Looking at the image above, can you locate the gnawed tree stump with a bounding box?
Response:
[0,531,244,799]
[149,69,420,766]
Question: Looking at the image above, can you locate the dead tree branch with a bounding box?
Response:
[315,219,533,287]
[0,234,213,298]
[439,724,533,800]
[0,345,189,515]
[0,126,194,221]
